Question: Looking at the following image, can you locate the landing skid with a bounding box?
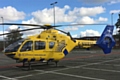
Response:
[16,61,59,70]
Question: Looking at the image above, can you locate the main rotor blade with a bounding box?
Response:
[0,27,41,36]
[0,22,110,29]
[0,23,59,29]
[57,23,109,27]
[0,23,42,26]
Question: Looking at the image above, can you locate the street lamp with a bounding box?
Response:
[50,2,57,26]
[1,17,5,50]
[111,13,114,25]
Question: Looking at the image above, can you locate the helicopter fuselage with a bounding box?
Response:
[4,29,77,62]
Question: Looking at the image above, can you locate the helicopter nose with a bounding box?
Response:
[5,53,16,59]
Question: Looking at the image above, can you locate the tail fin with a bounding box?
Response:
[97,25,116,54]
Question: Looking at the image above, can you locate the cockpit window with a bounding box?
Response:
[35,41,45,50]
[20,41,33,52]
[4,39,24,53]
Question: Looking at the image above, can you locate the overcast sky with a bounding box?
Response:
[0,0,120,39]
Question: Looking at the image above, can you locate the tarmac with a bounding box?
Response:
[0,49,120,80]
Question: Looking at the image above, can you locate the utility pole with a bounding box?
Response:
[111,13,114,25]
[50,2,57,26]
[1,17,5,51]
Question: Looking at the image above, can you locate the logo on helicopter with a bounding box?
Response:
[19,53,46,56]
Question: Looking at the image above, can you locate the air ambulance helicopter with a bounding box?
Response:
[0,23,116,70]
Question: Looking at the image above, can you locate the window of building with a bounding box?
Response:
[20,41,33,52]
[115,38,119,41]
[35,41,46,50]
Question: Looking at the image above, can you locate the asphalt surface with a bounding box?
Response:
[0,49,120,80]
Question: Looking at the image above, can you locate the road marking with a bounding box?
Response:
[14,70,49,79]
[0,75,16,80]
[15,70,105,80]
[14,74,33,79]
[50,71,105,80]
[34,58,120,73]
[105,64,120,67]
[51,58,120,72]
[83,67,120,73]
[13,58,120,79]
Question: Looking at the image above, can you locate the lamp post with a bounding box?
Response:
[1,17,5,50]
[111,13,114,25]
[50,2,57,26]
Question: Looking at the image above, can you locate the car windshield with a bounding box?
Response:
[4,39,25,53]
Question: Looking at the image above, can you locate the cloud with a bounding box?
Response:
[79,0,110,4]
[64,16,108,32]
[78,6,105,16]
[98,17,108,22]
[108,0,120,4]
[80,29,100,37]
[64,26,79,31]
[78,16,95,24]
[79,0,120,5]
[8,25,19,31]
[68,29,101,38]
[0,5,106,39]
[22,29,43,38]
[31,5,75,24]
[20,5,107,35]
[0,31,8,40]
[0,6,25,22]
[110,10,120,14]
[28,5,106,24]
[72,34,79,38]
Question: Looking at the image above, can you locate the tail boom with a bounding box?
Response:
[76,40,96,49]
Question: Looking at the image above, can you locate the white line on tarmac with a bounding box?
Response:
[105,64,120,67]
[14,70,48,79]
[83,67,120,73]
[13,58,120,79]
[14,74,33,79]
[50,71,105,80]
[51,58,120,72]
[15,70,105,80]
[0,75,17,80]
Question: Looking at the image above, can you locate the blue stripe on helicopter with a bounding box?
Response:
[63,49,68,56]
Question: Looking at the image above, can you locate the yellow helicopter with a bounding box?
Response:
[0,23,116,69]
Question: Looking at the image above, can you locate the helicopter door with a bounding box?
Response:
[33,41,46,61]
[19,41,33,61]
[46,41,55,58]
[46,41,55,59]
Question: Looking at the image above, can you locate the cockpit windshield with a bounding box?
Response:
[4,39,25,53]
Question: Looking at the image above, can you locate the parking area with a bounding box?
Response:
[0,50,120,80]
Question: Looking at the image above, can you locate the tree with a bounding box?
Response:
[115,13,120,34]
[5,28,23,46]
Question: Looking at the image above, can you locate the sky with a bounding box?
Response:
[0,0,120,40]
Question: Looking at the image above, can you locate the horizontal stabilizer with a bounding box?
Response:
[97,25,116,54]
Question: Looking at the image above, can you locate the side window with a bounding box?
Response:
[49,42,55,49]
[35,41,46,50]
[20,41,33,52]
